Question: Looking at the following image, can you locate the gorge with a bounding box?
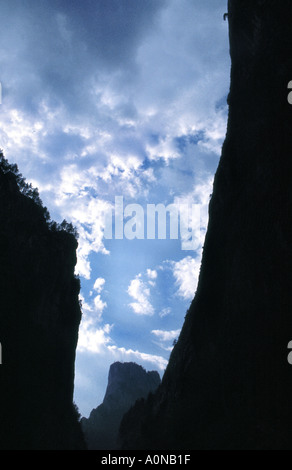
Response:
[119,0,292,450]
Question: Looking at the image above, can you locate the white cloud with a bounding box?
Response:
[79,287,107,324]
[175,176,214,207]
[63,196,112,279]
[93,295,107,315]
[107,345,168,371]
[78,293,93,315]
[127,276,155,316]
[151,328,180,352]
[147,269,157,280]
[151,329,180,342]
[170,255,201,300]
[171,177,212,251]
[146,134,180,162]
[77,319,113,354]
[159,307,171,318]
[93,277,105,293]
[146,268,157,287]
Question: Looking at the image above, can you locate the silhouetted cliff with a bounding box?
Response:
[81,362,160,450]
[120,0,292,450]
[0,153,85,449]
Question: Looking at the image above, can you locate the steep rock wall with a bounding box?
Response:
[120,0,292,450]
[0,156,85,449]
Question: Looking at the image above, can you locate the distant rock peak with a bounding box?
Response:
[81,362,160,450]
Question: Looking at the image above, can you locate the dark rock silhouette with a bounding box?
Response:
[81,362,160,449]
[120,1,292,450]
[0,153,85,449]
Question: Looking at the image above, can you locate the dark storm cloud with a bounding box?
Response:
[0,0,166,114]
[56,0,167,67]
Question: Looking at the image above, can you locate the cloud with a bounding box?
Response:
[151,329,180,342]
[151,328,181,352]
[75,341,167,417]
[77,319,113,354]
[171,177,212,251]
[78,294,94,315]
[0,0,167,113]
[79,283,107,325]
[93,295,107,315]
[0,0,230,418]
[170,255,201,301]
[146,268,157,287]
[64,197,112,279]
[159,307,172,318]
[127,276,154,316]
[93,277,106,294]
[107,345,168,371]
[147,268,157,280]
[0,0,229,283]
[56,0,167,71]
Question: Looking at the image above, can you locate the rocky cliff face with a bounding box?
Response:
[0,154,85,449]
[81,362,160,450]
[120,0,292,450]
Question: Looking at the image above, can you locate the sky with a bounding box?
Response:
[0,0,230,417]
